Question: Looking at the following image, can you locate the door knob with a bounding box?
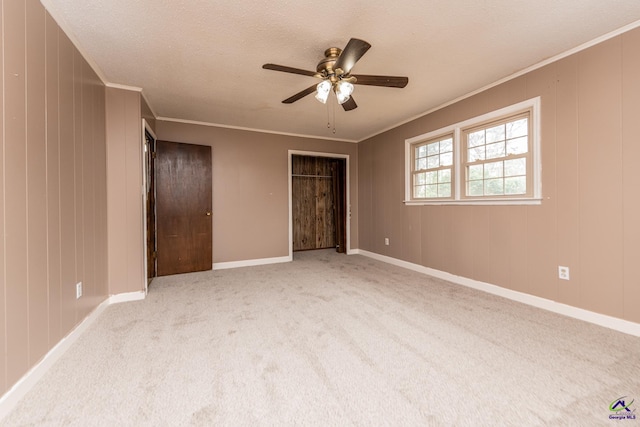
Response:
[206,212,212,216]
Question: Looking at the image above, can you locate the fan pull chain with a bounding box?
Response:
[326,100,331,129]
[332,97,337,134]
[324,93,337,134]
[331,102,336,135]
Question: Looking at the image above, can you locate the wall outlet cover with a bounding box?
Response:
[558,266,570,281]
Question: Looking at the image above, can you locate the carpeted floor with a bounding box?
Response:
[4,250,640,426]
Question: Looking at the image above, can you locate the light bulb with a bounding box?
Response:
[315,80,331,104]
[335,81,354,104]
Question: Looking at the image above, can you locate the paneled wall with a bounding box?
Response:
[359,27,640,324]
[105,87,145,295]
[0,0,109,396]
[156,121,359,263]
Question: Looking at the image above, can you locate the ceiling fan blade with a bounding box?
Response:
[334,38,371,75]
[283,85,317,104]
[341,96,357,111]
[263,63,317,77]
[352,74,409,88]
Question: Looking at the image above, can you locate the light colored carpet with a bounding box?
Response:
[4,250,640,426]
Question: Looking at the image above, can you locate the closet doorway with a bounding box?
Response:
[291,154,347,253]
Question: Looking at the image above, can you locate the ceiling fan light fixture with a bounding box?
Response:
[335,80,354,105]
[315,80,331,104]
[263,38,408,112]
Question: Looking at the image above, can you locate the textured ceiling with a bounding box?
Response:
[41,0,640,142]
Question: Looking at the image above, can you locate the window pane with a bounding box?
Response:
[409,103,535,202]
[485,124,505,144]
[468,180,484,196]
[427,155,440,168]
[504,158,526,177]
[438,168,451,183]
[486,142,506,159]
[484,161,503,179]
[440,138,453,153]
[468,146,485,162]
[441,152,453,166]
[468,164,483,181]
[506,136,528,155]
[438,183,451,197]
[426,171,438,184]
[468,130,485,147]
[505,176,526,194]
[425,184,438,198]
[427,142,440,156]
[485,178,504,195]
[506,118,528,139]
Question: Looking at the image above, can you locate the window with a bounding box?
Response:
[411,134,454,199]
[405,97,541,205]
[463,112,531,198]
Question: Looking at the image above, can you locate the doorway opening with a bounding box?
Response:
[289,151,350,259]
[142,130,213,288]
[142,120,157,293]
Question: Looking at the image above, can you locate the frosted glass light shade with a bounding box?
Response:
[335,81,354,104]
[315,80,331,104]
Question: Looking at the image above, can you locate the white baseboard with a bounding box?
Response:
[356,249,640,337]
[213,255,291,270]
[0,297,110,422]
[0,291,148,422]
[109,290,146,304]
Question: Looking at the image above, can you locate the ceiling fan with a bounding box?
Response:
[262,38,408,111]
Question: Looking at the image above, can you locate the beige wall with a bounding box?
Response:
[359,27,640,325]
[105,87,146,295]
[157,121,359,262]
[0,0,109,396]
[141,94,156,134]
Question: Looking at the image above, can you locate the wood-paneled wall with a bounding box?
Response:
[0,0,108,396]
[105,87,145,295]
[358,26,640,325]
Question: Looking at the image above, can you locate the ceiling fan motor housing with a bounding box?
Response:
[317,47,343,81]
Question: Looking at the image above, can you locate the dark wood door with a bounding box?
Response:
[332,158,347,253]
[292,155,345,252]
[156,140,212,276]
[145,131,157,280]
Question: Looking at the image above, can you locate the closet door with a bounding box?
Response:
[292,156,336,251]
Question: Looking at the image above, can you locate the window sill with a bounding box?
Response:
[404,198,543,206]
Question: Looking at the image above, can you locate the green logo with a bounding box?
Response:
[610,397,634,412]
[609,397,636,420]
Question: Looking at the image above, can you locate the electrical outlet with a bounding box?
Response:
[76,282,83,299]
[384,237,390,246]
[558,266,570,281]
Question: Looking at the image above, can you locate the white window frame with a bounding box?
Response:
[411,133,455,200]
[404,97,542,206]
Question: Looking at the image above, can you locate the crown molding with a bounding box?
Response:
[157,117,358,143]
